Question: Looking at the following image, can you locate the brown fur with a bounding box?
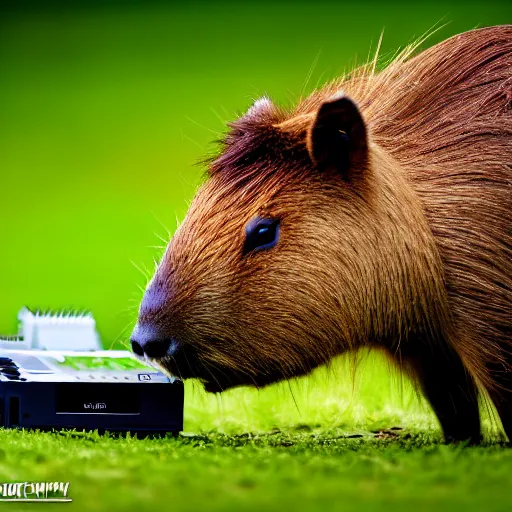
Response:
[133,26,512,442]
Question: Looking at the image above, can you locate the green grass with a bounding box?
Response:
[1,353,511,512]
[3,429,512,512]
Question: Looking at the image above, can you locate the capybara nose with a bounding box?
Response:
[131,338,171,358]
[130,324,174,359]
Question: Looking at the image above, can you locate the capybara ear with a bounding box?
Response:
[306,93,368,177]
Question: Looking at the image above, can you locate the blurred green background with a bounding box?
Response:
[0,0,510,348]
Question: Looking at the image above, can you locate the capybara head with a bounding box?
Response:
[131,92,444,392]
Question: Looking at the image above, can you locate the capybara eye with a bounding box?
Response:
[243,217,280,255]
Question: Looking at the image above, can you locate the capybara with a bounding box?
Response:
[131,26,512,443]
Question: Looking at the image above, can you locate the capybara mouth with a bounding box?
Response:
[153,349,281,393]
[161,358,251,393]
[130,326,303,392]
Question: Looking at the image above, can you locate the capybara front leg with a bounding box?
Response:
[400,344,481,444]
[486,364,512,441]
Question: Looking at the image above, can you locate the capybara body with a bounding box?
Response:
[132,26,512,443]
